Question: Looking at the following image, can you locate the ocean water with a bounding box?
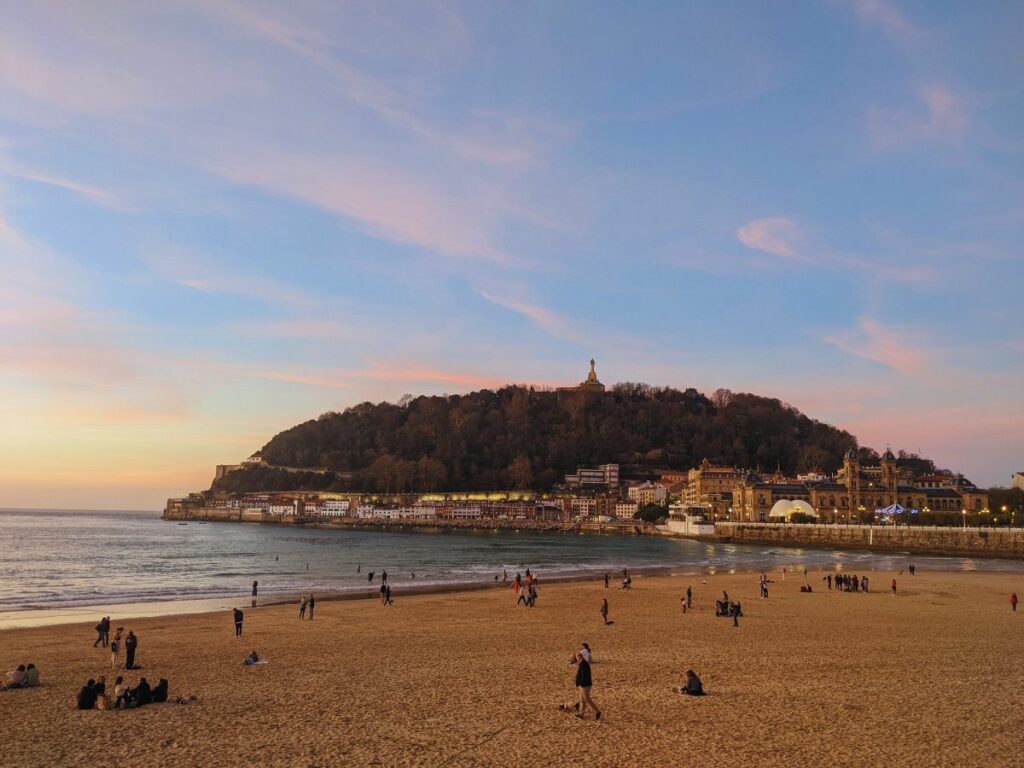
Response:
[1,508,1020,612]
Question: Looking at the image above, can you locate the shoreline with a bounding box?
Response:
[6,553,1024,631]
[0,563,752,631]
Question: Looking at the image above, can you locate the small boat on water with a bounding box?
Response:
[178,522,188,526]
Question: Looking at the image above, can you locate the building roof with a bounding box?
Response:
[925,488,962,499]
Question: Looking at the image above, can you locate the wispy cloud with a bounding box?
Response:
[478,290,586,345]
[736,217,804,260]
[846,0,921,41]
[823,317,929,374]
[869,84,969,149]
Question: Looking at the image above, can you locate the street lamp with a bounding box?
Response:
[962,509,967,530]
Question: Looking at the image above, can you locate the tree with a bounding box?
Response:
[635,503,667,523]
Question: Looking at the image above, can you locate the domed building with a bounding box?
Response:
[767,499,818,522]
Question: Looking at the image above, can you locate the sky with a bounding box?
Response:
[1,1,1021,509]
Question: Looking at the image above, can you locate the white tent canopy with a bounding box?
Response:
[768,499,819,521]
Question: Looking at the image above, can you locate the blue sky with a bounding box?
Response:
[1,1,1021,508]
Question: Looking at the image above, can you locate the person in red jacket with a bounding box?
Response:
[891,579,897,596]
[1011,593,1018,612]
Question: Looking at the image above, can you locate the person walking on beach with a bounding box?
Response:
[502,569,508,583]
[686,586,692,609]
[307,594,315,620]
[124,630,138,670]
[1011,592,1018,612]
[93,617,105,648]
[731,601,741,627]
[384,585,394,606]
[251,580,258,608]
[517,586,529,607]
[604,573,609,589]
[380,583,387,604]
[299,596,307,619]
[233,608,244,637]
[600,598,610,625]
[891,579,897,596]
[572,651,601,720]
[102,617,110,647]
[368,572,375,583]
[826,574,832,590]
[110,628,122,669]
[909,563,916,576]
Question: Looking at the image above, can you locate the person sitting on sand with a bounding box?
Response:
[152,678,169,703]
[677,669,704,696]
[24,664,39,687]
[113,677,128,709]
[93,675,106,697]
[244,651,260,666]
[76,679,97,710]
[130,678,153,708]
[3,664,27,690]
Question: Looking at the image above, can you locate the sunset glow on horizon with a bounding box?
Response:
[1,1,1021,508]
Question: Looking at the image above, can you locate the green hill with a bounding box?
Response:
[210,384,873,494]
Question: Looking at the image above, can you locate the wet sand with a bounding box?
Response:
[1,568,1021,767]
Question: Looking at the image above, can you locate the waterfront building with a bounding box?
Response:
[627,482,668,506]
[685,459,741,518]
[564,463,619,489]
[614,500,639,519]
[730,449,989,522]
[1014,472,1024,491]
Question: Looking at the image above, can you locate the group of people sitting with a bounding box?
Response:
[77,675,168,710]
[2,663,40,690]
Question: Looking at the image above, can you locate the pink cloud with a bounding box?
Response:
[822,318,929,374]
[869,84,969,149]
[736,217,803,260]
[358,361,509,390]
[477,290,588,344]
[847,0,921,40]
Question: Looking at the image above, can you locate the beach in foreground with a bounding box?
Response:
[2,569,1022,767]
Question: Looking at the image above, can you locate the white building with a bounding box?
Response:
[571,498,596,516]
[1013,472,1024,491]
[317,499,350,517]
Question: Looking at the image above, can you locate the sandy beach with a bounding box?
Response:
[2,568,1022,767]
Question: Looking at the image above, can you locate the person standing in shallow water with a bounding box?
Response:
[251,580,258,608]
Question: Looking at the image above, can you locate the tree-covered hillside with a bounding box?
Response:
[211,384,861,494]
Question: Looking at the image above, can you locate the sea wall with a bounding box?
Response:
[715,522,1024,559]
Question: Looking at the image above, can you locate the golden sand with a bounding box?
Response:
[2,569,1022,767]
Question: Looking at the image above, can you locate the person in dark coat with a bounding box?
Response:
[307,594,315,620]
[124,631,138,669]
[678,669,705,696]
[132,678,152,707]
[77,680,97,710]
[151,678,169,703]
[233,608,244,637]
[572,652,601,720]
